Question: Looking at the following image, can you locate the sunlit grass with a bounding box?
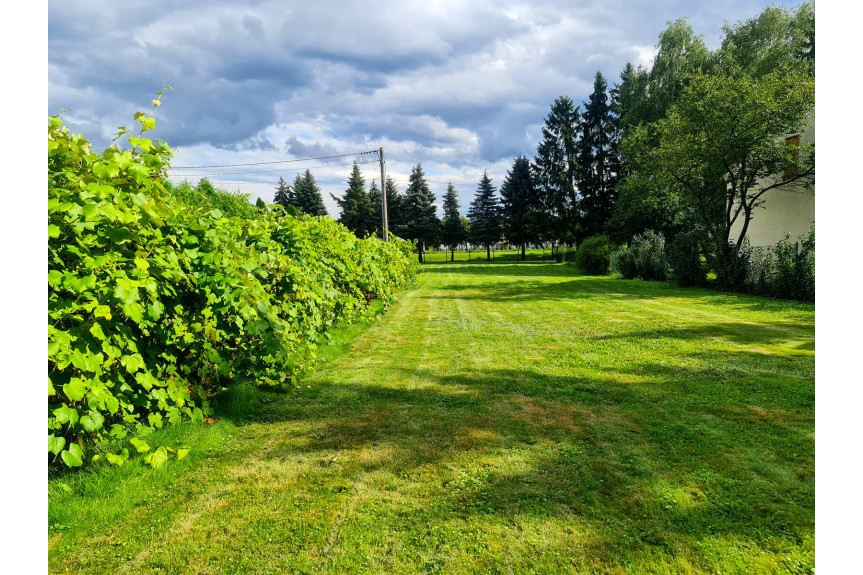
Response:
[422,248,556,263]
[49,265,814,574]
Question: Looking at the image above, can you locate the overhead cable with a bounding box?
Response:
[170,150,379,170]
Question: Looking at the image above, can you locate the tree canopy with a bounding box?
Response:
[467,170,502,260]
[402,164,440,262]
[440,182,467,259]
[293,170,328,217]
[332,162,375,237]
[500,156,541,259]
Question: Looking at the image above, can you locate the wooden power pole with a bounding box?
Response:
[379,147,389,242]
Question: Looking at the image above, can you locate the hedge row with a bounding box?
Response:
[48,114,418,468]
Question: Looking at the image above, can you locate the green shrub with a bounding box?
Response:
[631,230,668,281]
[612,245,638,279]
[744,224,814,302]
[164,178,259,219]
[713,241,752,293]
[553,246,577,263]
[667,230,707,287]
[48,111,417,469]
[573,236,612,275]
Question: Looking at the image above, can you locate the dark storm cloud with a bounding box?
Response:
[49,0,806,188]
[284,137,341,159]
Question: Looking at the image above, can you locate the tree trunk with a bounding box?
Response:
[521,243,526,261]
[486,245,491,261]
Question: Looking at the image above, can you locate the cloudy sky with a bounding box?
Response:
[48,0,805,217]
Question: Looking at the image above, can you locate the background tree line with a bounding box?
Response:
[271,1,814,280]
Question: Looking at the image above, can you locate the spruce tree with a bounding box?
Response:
[467,170,502,260]
[500,156,541,260]
[403,164,440,262]
[532,96,580,249]
[293,169,328,217]
[273,177,293,209]
[440,182,467,261]
[385,177,403,236]
[368,179,383,238]
[332,162,373,237]
[577,72,619,239]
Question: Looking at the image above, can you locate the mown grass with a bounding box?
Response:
[423,248,556,263]
[49,265,814,574]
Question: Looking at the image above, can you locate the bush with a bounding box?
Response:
[612,245,638,279]
[573,236,612,275]
[632,230,668,281]
[48,112,418,469]
[713,241,752,293]
[743,224,814,301]
[165,178,259,219]
[667,230,707,287]
[553,246,577,263]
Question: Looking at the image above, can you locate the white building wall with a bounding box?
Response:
[729,117,815,247]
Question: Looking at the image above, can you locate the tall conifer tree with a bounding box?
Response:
[501,156,541,260]
[577,72,619,239]
[467,170,502,260]
[533,96,580,248]
[293,169,328,217]
[440,182,467,261]
[403,164,440,262]
[332,162,374,237]
[273,176,294,209]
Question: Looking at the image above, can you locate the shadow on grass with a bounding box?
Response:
[216,349,813,561]
[420,264,816,319]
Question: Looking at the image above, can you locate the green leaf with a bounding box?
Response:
[135,370,158,391]
[48,269,63,286]
[114,278,139,305]
[177,448,190,460]
[89,322,106,340]
[61,444,84,468]
[129,437,150,453]
[48,435,66,455]
[120,354,145,374]
[63,378,87,402]
[147,412,163,428]
[53,404,79,425]
[144,446,169,468]
[147,301,164,320]
[93,305,112,319]
[80,410,105,432]
[106,449,129,466]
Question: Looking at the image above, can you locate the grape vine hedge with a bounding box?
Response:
[48,110,418,469]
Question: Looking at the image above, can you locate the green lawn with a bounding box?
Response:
[422,248,556,263]
[49,264,815,574]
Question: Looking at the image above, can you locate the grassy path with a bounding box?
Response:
[49,264,814,574]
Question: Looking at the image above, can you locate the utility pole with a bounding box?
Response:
[379,147,389,242]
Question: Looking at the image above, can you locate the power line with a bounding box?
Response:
[170,159,380,178]
[170,150,379,170]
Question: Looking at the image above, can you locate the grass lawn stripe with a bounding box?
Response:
[49,263,814,575]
